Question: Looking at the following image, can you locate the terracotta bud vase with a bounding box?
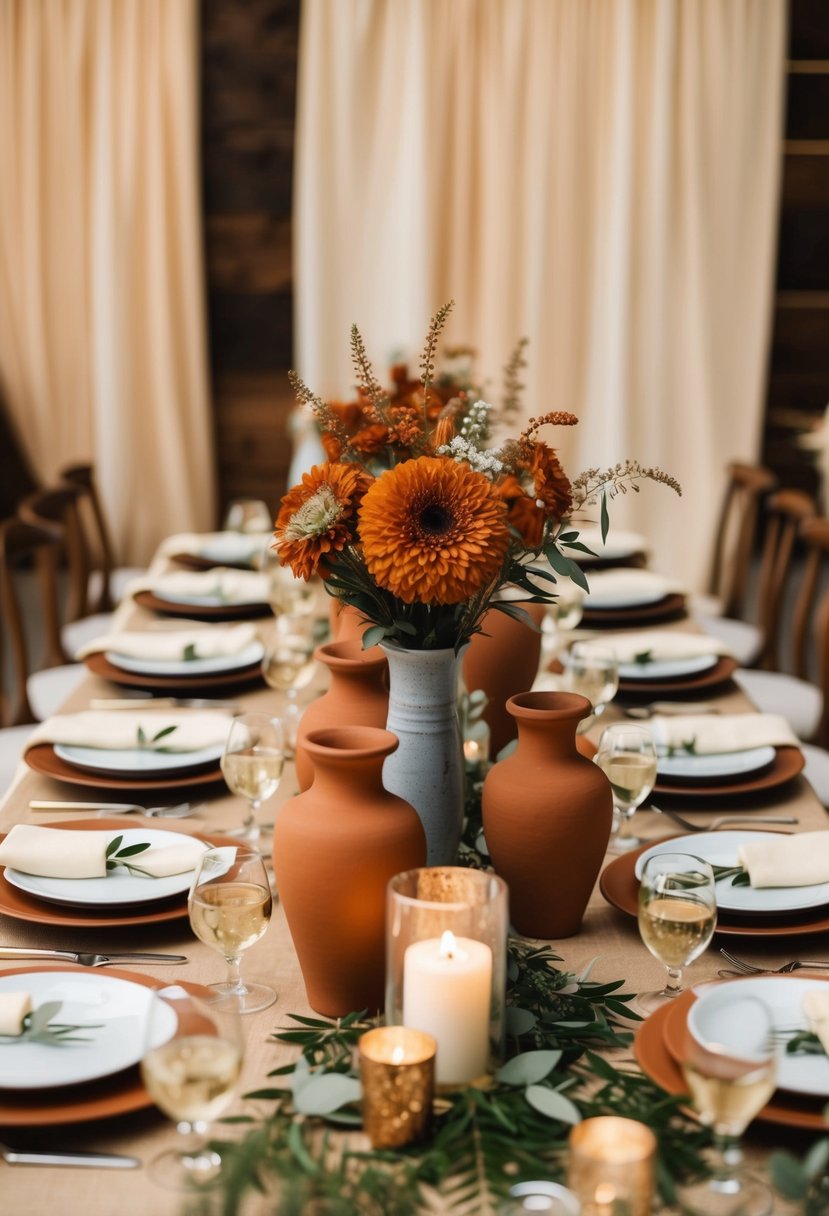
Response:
[294,639,389,790]
[328,598,368,643]
[481,691,613,938]
[273,727,426,1016]
[463,603,546,757]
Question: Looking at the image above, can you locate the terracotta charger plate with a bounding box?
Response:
[634,986,829,1130]
[599,836,829,939]
[134,589,271,622]
[653,746,805,800]
[616,655,739,697]
[84,650,264,694]
[169,550,257,572]
[0,821,233,928]
[24,743,226,793]
[581,593,688,629]
[0,966,209,1126]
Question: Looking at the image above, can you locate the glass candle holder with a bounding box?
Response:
[358,1026,436,1149]
[500,1180,582,1214]
[567,1117,656,1216]
[386,867,508,1086]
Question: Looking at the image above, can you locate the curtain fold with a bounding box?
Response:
[295,0,787,588]
[0,0,214,564]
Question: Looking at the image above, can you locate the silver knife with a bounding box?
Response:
[0,947,188,966]
[88,697,241,711]
[1,1146,139,1168]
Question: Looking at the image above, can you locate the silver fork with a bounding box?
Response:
[719,948,829,975]
[28,800,196,819]
[651,807,797,832]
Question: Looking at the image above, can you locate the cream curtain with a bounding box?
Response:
[0,0,214,564]
[295,0,787,588]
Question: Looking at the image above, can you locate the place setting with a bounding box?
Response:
[158,528,272,572]
[561,525,649,569]
[575,630,739,696]
[577,568,688,628]
[76,622,266,693]
[126,567,273,621]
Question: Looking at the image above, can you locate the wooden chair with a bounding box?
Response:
[60,463,145,613]
[702,461,778,620]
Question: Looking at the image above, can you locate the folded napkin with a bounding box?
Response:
[76,622,259,662]
[158,531,271,566]
[737,832,829,888]
[564,526,649,558]
[127,568,271,605]
[0,823,208,880]
[647,713,799,755]
[579,630,732,665]
[26,710,233,753]
[803,991,829,1053]
[0,992,31,1036]
[582,569,685,607]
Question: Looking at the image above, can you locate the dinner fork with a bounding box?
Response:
[28,800,196,819]
[651,807,797,832]
[718,948,829,975]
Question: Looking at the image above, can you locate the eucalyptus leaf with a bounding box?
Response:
[524,1084,581,1125]
[505,1006,537,1036]
[361,625,387,649]
[600,491,610,541]
[495,1049,562,1086]
[293,1073,362,1116]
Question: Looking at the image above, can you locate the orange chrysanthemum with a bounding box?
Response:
[350,423,391,454]
[275,462,372,580]
[358,457,510,605]
[496,474,546,548]
[530,443,572,520]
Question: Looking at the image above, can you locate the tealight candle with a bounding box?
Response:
[567,1117,656,1216]
[403,929,492,1085]
[358,1026,436,1149]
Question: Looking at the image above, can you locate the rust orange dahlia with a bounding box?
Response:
[275,462,372,580]
[530,443,572,520]
[496,474,546,548]
[358,457,509,605]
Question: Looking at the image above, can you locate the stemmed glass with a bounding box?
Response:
[140,984,243,1190]
[595,722,658,851]
[260,543,315,618]
[220,712,286,844]
[677,995,777,1215]
[188,844,275,1013]
[222,498,273,534]
[636,851,717,1014]
[563,642,619,731]
[541,586,584,666]
[261,615,317,757]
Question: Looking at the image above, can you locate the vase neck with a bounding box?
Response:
[308,752,387,798]
[513,713,580,763]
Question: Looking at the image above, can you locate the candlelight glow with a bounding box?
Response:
[391,1045,405,1065]
[439,930,458,959]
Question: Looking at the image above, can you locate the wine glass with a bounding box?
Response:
[261,614,317,711]
[220,712,286,843]
[541,585,584,665]
[222,498,273,534]
[563,642,619,730]
[188,844,275,1013]
[637,851,717,1014]
[259,542,316,618]
[677,995,777,1216]
[140,984,243,1190]
[595,722,657,851]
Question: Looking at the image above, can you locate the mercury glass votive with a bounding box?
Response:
[567,1117,656,1216]
[386,867,508,1086]
[358,1026,436,1149]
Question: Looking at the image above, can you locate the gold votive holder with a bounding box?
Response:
[358,1026,436,1149]
[567,1117,656,1216]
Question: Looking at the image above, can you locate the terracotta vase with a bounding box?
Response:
[273,726,426,1016]
[328,598,368,643]
[294,639,389,789]
[481,691,613,938]
[463,603,546,758]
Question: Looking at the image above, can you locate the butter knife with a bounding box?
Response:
[1,1144,139,1168]
[0,947,188,966]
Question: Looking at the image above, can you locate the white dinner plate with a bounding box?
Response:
[54,740,224,776]
[635,831,829,916]
[564,528,647,561]
[618,654,719,681]
[197,534,267,566]
[0,971,177,1090]
[583,588,668,611]
[688,976,829,1098]
[4,828,209,907]
[154,585,267,609]
[656,746,776,782]
[106,640,264,678]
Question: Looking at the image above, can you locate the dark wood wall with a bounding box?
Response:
[201,0,300,525]
[762,0,829,491]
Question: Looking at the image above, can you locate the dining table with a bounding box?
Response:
[0,546,824,1215]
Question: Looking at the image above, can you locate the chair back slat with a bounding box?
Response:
[708,462,777,619]
[60,464,117,613]
[755,489,818,671]
[18,485,91,624]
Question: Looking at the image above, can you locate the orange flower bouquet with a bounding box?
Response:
[275,302,680,651]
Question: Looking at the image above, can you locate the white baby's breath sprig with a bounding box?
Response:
[459,398,494,446]
[437,436,504,477]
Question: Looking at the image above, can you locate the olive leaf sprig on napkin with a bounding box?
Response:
[106,834,152,877]
[0,1001,102,1045]
[135,724,179,752]
[710,863,751,887]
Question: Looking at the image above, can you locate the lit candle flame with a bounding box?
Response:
[391,1045,405,1065]
[439,930,457,959]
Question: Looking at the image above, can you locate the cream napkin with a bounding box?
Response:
[0,824,112,878]
[76,623,259,662]
[127,568,271,605]
[803,991,829,1053]
[579,630,732,665]
[158,531,271,565]
[0,993,32,1036]
[582,569,685,607]
[648,714,799,755]
[124,837,208,878]
[564,526,649,559]
[26,710,234,753]
[737,832,829,888]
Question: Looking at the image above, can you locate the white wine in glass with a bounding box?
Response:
[140,985,242,1191]
[221,712,285,843]
[563,642,619,729]
[637,851,716,1014]
[595,723,657,851]
[261,616,316,696]
[189,844,275,1013]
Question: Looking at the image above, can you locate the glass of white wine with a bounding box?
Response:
[222,497,273,534]
[189,844,275,1013]
[221,712,286,843]
[595,722,657,851]
[563,642,619,731]
[677,995,777,1216]
[259,542,316,617]
[541,586,584,665]
[140,984,243,1190]
[637,851,717,1014]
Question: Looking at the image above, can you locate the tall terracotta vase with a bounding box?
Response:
[294,640,388,789]
[381,643,466,867]
[463,603,546,757]
[273,726,426,1016]
[481,691,613,938]
[328,598,368,643]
